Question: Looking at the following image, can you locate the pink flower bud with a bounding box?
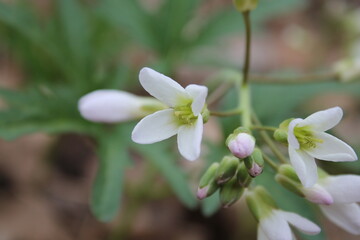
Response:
[249,163,263,177]
[228,133,255,159]
[302,184,334,205]
[197,186,209,200]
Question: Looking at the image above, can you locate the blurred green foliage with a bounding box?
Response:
[1,2,358,238]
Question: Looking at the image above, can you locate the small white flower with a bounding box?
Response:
[303,175,360,235]
[287,106,357,187]
[78,89,165,123]
[258,209,321,240]
[131,67,209,161]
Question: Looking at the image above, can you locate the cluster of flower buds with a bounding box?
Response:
[197,156,250,207]
[197,127,265,207]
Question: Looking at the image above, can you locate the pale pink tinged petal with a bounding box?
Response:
[185,84,208,116]
[306,132,357,162]
[323,175,360,203]
[288,146,318,187]
[297,107,343,132]
[131,109,178,144]
[288,118,303,150]
[139,67,188,107]
[280,211,321,235]
[78,90,142,123]
[260,210,292,240]
[177,115,203,161]
[302,184,333,205]
[320,203,360,235]
[228,133,255,159]
[257,226,271,240]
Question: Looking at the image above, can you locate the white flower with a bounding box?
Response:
[131,67,209,161]
[303,175,360,235]
[287,106,357,187]
[78,89,165,123]
[258,209,320,240]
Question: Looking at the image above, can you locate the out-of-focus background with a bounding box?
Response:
[0,0,359,239]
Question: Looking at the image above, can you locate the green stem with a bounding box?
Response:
[210,109,242,117]
[252,113,288,164]
[262,153,279,171]
[251,125,277,132]
[239,11,252,128]
[242,11,251,85]
[240,84,251,128]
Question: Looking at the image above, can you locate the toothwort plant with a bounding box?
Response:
[78,0,360,239]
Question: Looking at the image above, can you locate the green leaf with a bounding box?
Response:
[91,126,132,222]
[135,143,197,209]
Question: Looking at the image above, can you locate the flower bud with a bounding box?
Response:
[197,163,220,200]
[233,0,258,12]
[226,128,255,159]
[302,184,333,205]
[334,57,360,82]
[216,156,240,184]
[244,148,264,177]
[219,177,244,208]
[236,162,250,186]
[78,90,165,123]
[276,164,333,205]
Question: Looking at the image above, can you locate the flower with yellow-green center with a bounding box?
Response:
[131,67,209,161]
[287,107,357,187]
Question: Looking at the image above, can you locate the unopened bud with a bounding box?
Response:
[278,164,300,182]
[226,128,255,159]
[276,165,333,205]
[219,177,244,208]
[233,0,258,12]
[216,156,240,184]
[302,184,333,205]
[334,57,360,82]
[275,174,304,197]
[197,163,220,200]
[236,162,250,186]
[244,148,264,177]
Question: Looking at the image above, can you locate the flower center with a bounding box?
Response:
[294,126,323,150]
[174,103,197,125]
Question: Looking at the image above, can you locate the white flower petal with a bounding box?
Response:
[78,90,142,123]
[281,211,321,235]
[185,84,208,116]
[323,175,360,203]
[288,118,303,150]
[297,107,343,132]
[258,226,271,240]
[320,203,360,235]
[260,210,292,240]
[139,67,189,107]
[288,146,318,187]
[132,109,178,144]
[306,132,357,162]
[177,115,203,161]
